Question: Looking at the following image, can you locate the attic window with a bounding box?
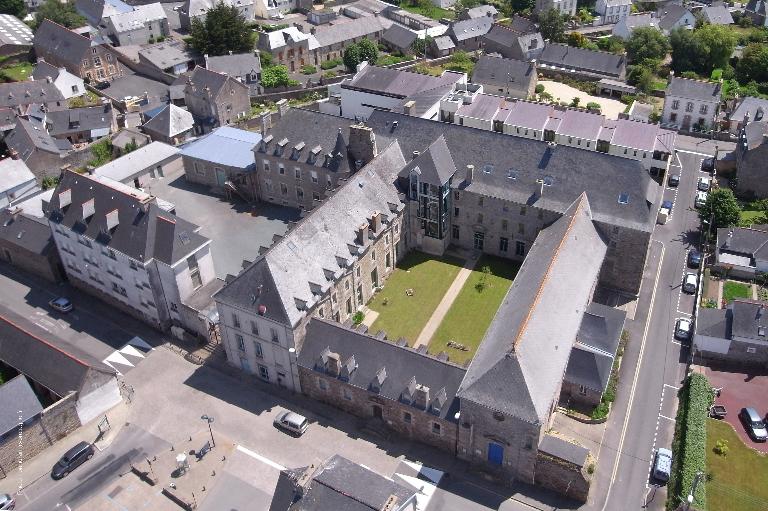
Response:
[106,209,119,230]
[482,164,494,174]
[507,169,517,179]
[618,192,630,205]
[82,199,95,220]
[543,175,554,186]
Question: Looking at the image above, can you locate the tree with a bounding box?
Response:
[627,65,653,93]
[0,0,25,18]
[356,38,378,65]
[596,36,625,54]
[699,188,741,229]
[736,43,768,84]
[32,0,86,29]
[188,1,252,57]
[625,27,670,64]
[670,27,702,73]
[343,43,362,71]
[259,51,274,69]
[695,24,737,73]
[411,36,432,57]
[538,8,565,43]
[509,0,535,13]
[567,32,590,48]
[260,65,291,89]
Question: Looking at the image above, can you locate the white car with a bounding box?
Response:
[675,318,692,340]
[682,273,698,294]
[49,297,73,313]
[697,176,711,192]
[694,191,708,209]
[273,411,309,436]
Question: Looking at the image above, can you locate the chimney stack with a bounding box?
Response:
[347,124,377,165]
[465,164,474,184]
[326,352,341,377]
[356,223,369,246]
[276,98,289,119]
[403,100,416,116]
[369,211,381,233]
[413,384,430,410]
[412,150,420,160]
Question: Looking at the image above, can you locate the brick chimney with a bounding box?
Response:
[465,164,474,184]
[356,223,369,246]
[413,384,430,410]
[369,211,381,233]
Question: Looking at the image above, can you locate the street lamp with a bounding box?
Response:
[200,415,215,448]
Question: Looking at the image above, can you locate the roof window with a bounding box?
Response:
[618,192,629,204]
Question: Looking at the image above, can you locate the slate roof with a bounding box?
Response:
[401,134,456,186]
[458,195,608,423]
[657,4,692,30]
[31,61,64,81]
[342,64,462,99]
[717,226,768,261]
[185,66,246,100]
[366,110,658,232]
[0,79,63,109]
[6,118,70,162]
[0,157,34,192]
[465,5,498,18]
[539,435,589,467]
[181,126,260,169]
[47,170,209,265]
[449,16,493,42]
[742,120,768,150]
[214,142,406,328]
[33,20,94,73]
[184,0,253,19]
[93,141,180,183]
[45,105,112,137]
[382,23,418,50]
[204,53,261,78]
[0,14,32,48]
[139,41,195,71]
[108,3,167,33]
[141,104,194,139]
[617,13,659,33]
[731,96,768,125]
[471,55,535,93]
[538,43,625,78]
[0,311,115,397]
[557,109,605,140]
[0,208,54,256]
[702,4,734,24]
[695,307,730,339]
[313,16,392,49]
[456,93,508,120]
[0,375,42,435]
[259,26,320,52]
[565,302,625,392]
[432,35,455,51]
[299,319,465,420]
[665,76,721,103]
[730,300,768,343]
[76,0,132,23]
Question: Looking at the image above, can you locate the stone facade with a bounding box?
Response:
[560,380,602,408]
[184,72,250,133]
[534,450,590,502]
[0,232,63,284]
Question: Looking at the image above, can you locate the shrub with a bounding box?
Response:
[352,311,364,325]
[321,58,343,70]
[88,138,113,167]
[586,101,601,112]
[713,439,729,457]
[590,401,609,420]
[323,70,337,78]
[535,84,545,94]
[301,65,317,75]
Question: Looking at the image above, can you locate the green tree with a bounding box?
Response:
[189,1,252,57]
[259,51,273,69]
[596,36,625,53]
[357,38,378,64]
[736,43,768,84]
[695,24,737,73]
[411,35,432,57]
[567,32,590,48]
[627,65,653,93]
[538,8,565,42]
[260,65,291,88]
[0,0,25,18]
[343,43,362,71]
[509,0,535,13]
[32,0,86,29]
[670,27,703,73]
[699,188,741,229]
[625,26,670,64]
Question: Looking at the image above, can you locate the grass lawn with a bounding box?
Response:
[400,3,454,20]
[428,256,519,365]
[740,209,765,226]
[0,62,32,82]
[377,54,414,67]
[367,252,463,344]
[706,419,768,511]
[723,281,752,303]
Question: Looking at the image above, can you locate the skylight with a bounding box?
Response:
[482,164,494,174]
[507,169,517,179]
[618,193,630,204]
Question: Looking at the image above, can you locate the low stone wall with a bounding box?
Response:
[534,450,591,503]
[0,392,81,478]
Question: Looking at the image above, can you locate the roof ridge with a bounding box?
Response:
[0,314,93,369]
[511,193,588,352]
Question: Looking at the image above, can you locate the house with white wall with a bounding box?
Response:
[595,0,632,24]
[32,61,85,100]
[661,75,721,131]
[0,158,37,208]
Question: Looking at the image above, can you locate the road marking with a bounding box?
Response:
[664,384,680,390]
[676,149,712,158]
[236,444,286,471]
[601,240,664,511]
[659,414,676,422]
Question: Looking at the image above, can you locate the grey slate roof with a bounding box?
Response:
[31,61,63,81]
[742,120,768,150]
[108,3,166,34]
[365,110,659,232]
[204,52,261,78]
[449,16,493,42]
[657,4,692,30]
[141,104,194,139]
[215,141,406,328]
[185,66,246,100]
[45,105,112,137]
[0,375,42,435]
[747,0,768,16]
[464,5,498,19]
[0,157,34,192]
[702,4,734,24]
[400,134,456,185]
[33,20,93,74]
[731,96,768,125]
[382,23,418,50]
[47,170,209,266]
[539,43,625,78]
[565,302,625,392]
[342,64,462,99]
[539,435,589,467]
[182,126,260,169]
[75,0,131,24]
[0,79,63,109]
[7,118,70,162]
[139,41,196,72]
[471,55,535,93]
[717,226,768,260]
[432,35,455,51]
[457,195,608,423]
[0,209,55,256]
[695,307,730,339]
[730,300,768,343]
[665,76,721,103]
[312,16,392,49]
[298,319,465,421]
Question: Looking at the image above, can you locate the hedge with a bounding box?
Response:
[667,373,712,510]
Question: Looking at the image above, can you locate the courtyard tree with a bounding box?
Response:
[538,8,565,43]
[625,27,670,64]
[736,43,768,84]
[627,65,654,93]
[699,188,741,229]
[189,1,252,57]
[356,38,379,65]
[260,65,292,89]
[32,0,86,29]
[0,0,24,18]
[343,43,362,71]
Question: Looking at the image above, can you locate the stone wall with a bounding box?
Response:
[534,451,591,503]
[560,380,602,409]
[181,155,254,199]
[298,366,458,454]
[0,392,81,478]
[594,222,651,295]
[0,244,62,283]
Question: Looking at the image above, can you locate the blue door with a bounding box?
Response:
[488,442,503,465]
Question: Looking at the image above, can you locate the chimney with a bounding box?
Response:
[310,26,316,34]
[412,150,420,160]
[276,98,289,119]
[403,100,416,116]
[369,211,381,233]
[465,164,474,184]
[413,384,430,410]
[356,223,369,246]
[347,124,377,165]
[260,111,272,134]
[326,352,341,377]
[8,149,18,160]
[45,76,52,84]
[228,50,232,55]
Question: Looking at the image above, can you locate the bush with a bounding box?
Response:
[88,138,113,167]
[535,84,545,94]
[586,101,601,112]
[352,311,364,325]
[323,70,337,78]
[667,373,713,511]
[301,65,317,75]
[713,439,729,457]
[321,58,343,70]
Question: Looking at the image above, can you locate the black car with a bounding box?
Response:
[701,157,714,172]
[687,250,702,268]
[51,441,94,479]
[93,81,110,90]
[667,174,680,187]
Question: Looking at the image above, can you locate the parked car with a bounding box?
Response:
[93,81,110,90]
[694,191,708,209]
[687,250,702,268]
[48,297,73,313]
[0,493,15,510]
[675,318,692,340]
[668,174,680,187]
[51,441,94,479]
[652,447,673,483]
[697,176,711,192]
[273,411,309,436]
[739,407,767,442]
[682,273,698,294]
[701,157,714,173]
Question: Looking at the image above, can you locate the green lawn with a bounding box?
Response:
[707,419,768,511]
[740,209,765,226]
[428,256,519,365]
[400,3,454,20]
[723,281,752,303]
[0,62,32,82]
[367,252,463,344]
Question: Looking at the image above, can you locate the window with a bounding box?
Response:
[454,191,460,200]
[278,164,285,175]
[317,378,328,390]
[91,47,97,55]
[518,223,524,235]
[670,113,677,122]
[432,422,441,435]
[93,56,102,67]
[686,102,694,113]
[454,207,459,217]
[232,313,241,328]
[403,412,412,423]
[263,160,270,172]
[71,85,79,93]
[342,387,353,401]
[671,100,679,110]
[452,224,459,239]
[346,298,352,314]
[280,183,288,195]
[520,207,526,216]
[258,365,269,380]
[311,171,318,183]
[251,321,259,335]
[515,241,525,256]
[699,104,708,114]
[499,237,509,252]
[296,187,304,199]
[254,341,263,358]
[270,328,279,342]
[236,334,245,351]
[106,53,112,62]
[579,384,588,395]
[747,346,757,354]
[477,213,483,224]
[501,219,508,231]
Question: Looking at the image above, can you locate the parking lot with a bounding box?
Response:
[703,366,768,453]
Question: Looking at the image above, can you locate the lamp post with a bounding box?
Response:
[200,415,215,448]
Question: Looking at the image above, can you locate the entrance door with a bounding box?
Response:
[372,405,383,419]
[488,442,503,465]
[215,168,227,187]
[474,232,484,250]
[240,357,250,373]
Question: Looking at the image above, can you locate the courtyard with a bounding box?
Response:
[537,81,625,120]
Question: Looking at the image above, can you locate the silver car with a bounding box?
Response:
[682,273,698,294]
[274,411,309,436]
[48,297,73,313]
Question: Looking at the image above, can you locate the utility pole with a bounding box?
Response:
[684,471,704,511]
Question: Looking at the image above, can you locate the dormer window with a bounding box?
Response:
[618,192,629,204]
[276,137,288,156]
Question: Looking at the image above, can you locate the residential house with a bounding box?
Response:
[141,103,195,145]
[701,4,734,25]
[204,52,262,96]
[429,35,455,57]
[92,141,182,189]
[386,9,446,36]
[447,16,493,52]
[33,20,124,82]
[75,0,132,26]
[481,22,543,62]
[44,103,117,144]
[657,5,695,34]
[0,14,33,58]
[734,121,768,198]
[5,118,72,180]
[535,0,576,17]
[32,61,85,100]
[694,300,768,366]
[320,62,466,121]
[595,0,632,24]
[661,75,721,131]
[46,170,216,332]
[180,0,256,30]
[183,66,250,133]
[612,13,660,40]
[0,79,64,115]
[0,157,37,207]
[112,127,151,152]
[256,26,319,74]
[471,55,537,99]
[745,0,768,27]
[381,23,419,55]
[138,40,196,77]
[538,43,627,81]
[459,5,498,20]
[0,190,64,282]
[713,226,768,279]
[726,96,768,134]
[105,3,169,47]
